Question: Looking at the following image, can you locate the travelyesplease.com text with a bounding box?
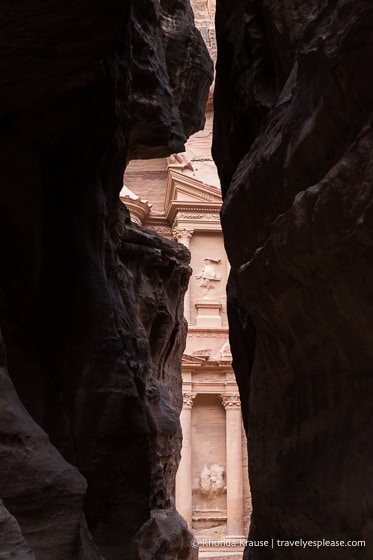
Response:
[194,538,366,549]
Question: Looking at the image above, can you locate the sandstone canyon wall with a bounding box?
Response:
[213,1,373,559]
[0,2,212,559]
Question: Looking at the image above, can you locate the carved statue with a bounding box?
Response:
[199,464,226,499]
[195,257,221,295]
[168,152,194,171]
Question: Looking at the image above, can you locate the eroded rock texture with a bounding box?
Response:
[0,1,211,559]
[213,1,373,558]
[130,0,213,158]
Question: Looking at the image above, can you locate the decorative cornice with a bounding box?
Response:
[144,215,168,226]
[221,394,241,409]
[166,202,222,225]
[183,393,196,409]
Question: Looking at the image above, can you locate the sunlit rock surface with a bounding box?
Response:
[0,1,212,558]
[213,1,373,558]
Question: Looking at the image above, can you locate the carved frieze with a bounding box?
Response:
[178,212,220,221]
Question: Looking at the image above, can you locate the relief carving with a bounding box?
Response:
[199,464,226,499]
[168,152,194,171]
[178,213,220,221]
[195,257,221,297]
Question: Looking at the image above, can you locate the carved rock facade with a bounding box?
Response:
[0,1,212,559]
[214,1,373,559]
[124,86,252,557]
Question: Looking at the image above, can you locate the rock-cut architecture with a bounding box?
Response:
[123,89,252,559]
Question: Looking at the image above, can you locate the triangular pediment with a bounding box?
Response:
[182,353,207,365]
[165,169,222,213]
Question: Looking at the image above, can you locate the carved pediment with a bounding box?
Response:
[191,348,212,359]
[165,169,222,220]
[182,353,207,365]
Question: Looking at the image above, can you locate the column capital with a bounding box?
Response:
[221,393,241,409]
[182,392,196,409]
[172,227,194,242]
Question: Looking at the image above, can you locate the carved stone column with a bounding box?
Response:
[172,227,194,323]
[175,392,196,528]
[222,393,244,537]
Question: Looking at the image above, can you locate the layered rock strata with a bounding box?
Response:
[213,1,373,559]
[0,1,212,558]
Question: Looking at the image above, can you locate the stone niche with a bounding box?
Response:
[190,232,229,328]
[191,394,227,537]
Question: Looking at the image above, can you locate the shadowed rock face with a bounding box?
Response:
[130,0,213,158]
[213,1,373,559]
[0,499,36,560]
[0,1,211,559]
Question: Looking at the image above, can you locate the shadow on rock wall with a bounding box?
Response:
[213,1,373,559]
[0,1,212,559]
